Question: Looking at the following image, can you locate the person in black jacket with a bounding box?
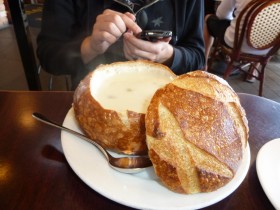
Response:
[37,0,205,89]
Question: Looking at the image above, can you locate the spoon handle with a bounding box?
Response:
[32,112,110,160]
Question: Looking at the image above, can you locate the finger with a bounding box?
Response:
[124,33,156,53]
[102,10,141,34]
[124,12,136,21]
[94,30,120,45]
[123,33,155,60]
[123,38,134,60]
[121,14,142,34]
[103,9,122,15]
[123,37,142,60]
[96,15,126,34]
[98,10,127,34]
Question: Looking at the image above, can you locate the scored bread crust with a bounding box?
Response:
[145,70,249,194]
[73,60,175,155]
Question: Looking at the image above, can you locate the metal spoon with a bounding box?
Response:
[32,112,152,174]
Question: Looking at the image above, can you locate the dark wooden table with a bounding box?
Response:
[0,91,279,210]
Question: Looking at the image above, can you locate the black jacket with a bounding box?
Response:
[37,0,205,87]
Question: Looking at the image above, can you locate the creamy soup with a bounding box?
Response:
[91,70,174,113]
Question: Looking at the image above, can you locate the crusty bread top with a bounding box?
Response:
[145,70,249,193]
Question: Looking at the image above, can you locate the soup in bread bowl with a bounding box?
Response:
[73,60,176,155]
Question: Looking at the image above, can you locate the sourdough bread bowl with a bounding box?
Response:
[73,61,249,194]
[145,70,249,194]
[73,60,176,155]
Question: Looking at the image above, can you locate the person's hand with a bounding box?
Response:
[81,9,142,63]
[123,32,174,65]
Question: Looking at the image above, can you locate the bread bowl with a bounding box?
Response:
[145,70,249,194]
[73,60,176,155]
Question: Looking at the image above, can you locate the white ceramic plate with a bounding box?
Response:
[61,108,251,210]
[256,138,280,210]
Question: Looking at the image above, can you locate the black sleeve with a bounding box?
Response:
[36,0,89,78]
[170,0,205,74]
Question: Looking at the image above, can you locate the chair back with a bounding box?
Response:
[234,0,280,57]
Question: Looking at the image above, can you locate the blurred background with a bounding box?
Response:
[0,0,280,102]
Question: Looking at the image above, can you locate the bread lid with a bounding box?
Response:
[145,70,249,193]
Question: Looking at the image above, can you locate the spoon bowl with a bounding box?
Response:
[32,112,152,174]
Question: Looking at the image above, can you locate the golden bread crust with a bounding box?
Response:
[145,70,249,193]
[73,60,175,155]
[73,72,147,155]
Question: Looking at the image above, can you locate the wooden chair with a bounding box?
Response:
[208,0,280,96]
